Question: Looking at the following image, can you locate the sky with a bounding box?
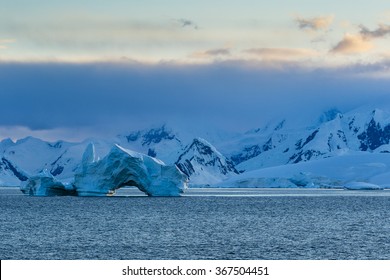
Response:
[1,1,390,141]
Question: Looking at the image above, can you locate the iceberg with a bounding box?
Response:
[20,170,76,196]
[74,144,188,196]
[344,182,383,190]
[20,143,188,197]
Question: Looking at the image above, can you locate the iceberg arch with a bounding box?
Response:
[21,143,188,197]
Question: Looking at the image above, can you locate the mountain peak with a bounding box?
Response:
[141,124,176,146]
[319,108,342,123]
[176,138,238,184]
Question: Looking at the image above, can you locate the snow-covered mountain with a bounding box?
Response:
[0,137,113,185]
[221,151,390,189]
[175,138,238,184]
[116,124,184,164]
[3,107,390,188]
[225,108,390,172]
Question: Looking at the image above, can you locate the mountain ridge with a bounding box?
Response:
[2,107,390,187]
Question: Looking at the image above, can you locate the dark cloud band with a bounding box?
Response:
[0,61,389,135]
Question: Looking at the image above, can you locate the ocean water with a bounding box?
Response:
[1,187,390,260]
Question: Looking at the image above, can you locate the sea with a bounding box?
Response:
[1,187,390,260]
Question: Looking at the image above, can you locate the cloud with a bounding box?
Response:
[244,48,318,60]
[0,39,15,44]
[359,24,390,38]
[205,48,230,56]
[331,33,373,54]
[190,48,231,58]
[295,15,333,31]
[331,23,390,55]
[0,18,198,53]
[2,60,390,141]
[176,18,198,30]
[0,38,15,50]
[0,126,92,142]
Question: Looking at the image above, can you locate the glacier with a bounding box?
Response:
[220,152,390,189]
[21,143,188,196]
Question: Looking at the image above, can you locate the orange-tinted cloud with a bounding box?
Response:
[244,47,318,60]
[295,15,334,31]
[331,24,390,55]
[331,34,373,54]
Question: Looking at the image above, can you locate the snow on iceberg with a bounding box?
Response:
[74,143,188,196]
